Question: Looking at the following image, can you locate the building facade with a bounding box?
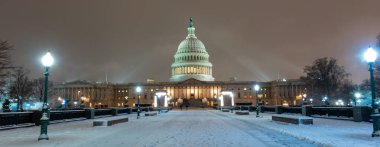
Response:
[53,18,305,108]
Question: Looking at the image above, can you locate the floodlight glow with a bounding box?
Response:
[41,51,54,67]
[154,96,157,107]
[136,86,142,93]
[221,91,234,106]
[364,47,377,63]
[254,85,260,91]
[156,91,167,96]
[221,91,233,95]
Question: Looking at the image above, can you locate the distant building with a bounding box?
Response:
[53,18,305,108]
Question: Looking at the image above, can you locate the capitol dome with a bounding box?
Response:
[170,18,215,82]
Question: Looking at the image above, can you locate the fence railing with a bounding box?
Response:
[260,106,276,112]
[282,107,302,114]
[94,109,112,116]
[50,110,86,121]
[0,112,34,126]
[312,107,353,118]
[0,106,158,127]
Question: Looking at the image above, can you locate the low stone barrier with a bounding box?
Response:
[145,112,157,116]
[93,116,129,127]
[221,109,230,112]
[272,115,313,125]
[235,111,249,115]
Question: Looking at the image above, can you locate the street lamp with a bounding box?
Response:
[136,86,142,119]
[354,92,361,106]
[254,84,260,118]
[38,51,54,141]
[301,93,307,105]
[364,46,380,137]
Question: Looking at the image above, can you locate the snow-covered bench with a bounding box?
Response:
[145,112,157,116]
[221,109,230,112]
[235,111,249,115]
[272,115,313,125]
[160,109,169,113]
[93,116,129,127]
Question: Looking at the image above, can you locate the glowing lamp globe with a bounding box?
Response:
[364,47,377,63]
[354,92,361,98]
[41,52,54,67]
[254,85,260,91]
[136,86,142,93]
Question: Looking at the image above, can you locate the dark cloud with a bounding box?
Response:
[1,0,379,84]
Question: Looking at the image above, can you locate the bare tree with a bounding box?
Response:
[10,67,32,111]
[301,57,351,104]
[0,41,12,95]
[30,77,54,102]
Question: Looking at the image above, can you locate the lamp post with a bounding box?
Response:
[364,46,380,137]
[38,51,54,141]
[254,84,260,118]
[136,86,142,119]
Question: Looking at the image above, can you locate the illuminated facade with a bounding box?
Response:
[53,18,305,108]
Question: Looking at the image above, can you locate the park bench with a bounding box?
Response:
[145,112,157,116]
[235,111,249,115]
[272,115,313,125]
[93,116,129,127]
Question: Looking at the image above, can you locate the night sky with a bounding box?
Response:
[1,0,380,84]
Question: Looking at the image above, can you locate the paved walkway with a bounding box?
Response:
[0,110,316,147]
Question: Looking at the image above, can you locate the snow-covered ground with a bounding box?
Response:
[236,112,380,147]
[0,109,378,147]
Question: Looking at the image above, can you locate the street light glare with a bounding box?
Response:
[254,84,260,91]
[364,47,377,63]
[41,51,54,67]
[354,92,361,98]
[136,86,142,93]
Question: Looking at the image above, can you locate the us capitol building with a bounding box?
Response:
[53,18,305,108]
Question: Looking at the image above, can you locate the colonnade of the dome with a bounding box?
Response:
[172,66,212,75]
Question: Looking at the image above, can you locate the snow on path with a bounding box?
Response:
[0,110,316,147]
